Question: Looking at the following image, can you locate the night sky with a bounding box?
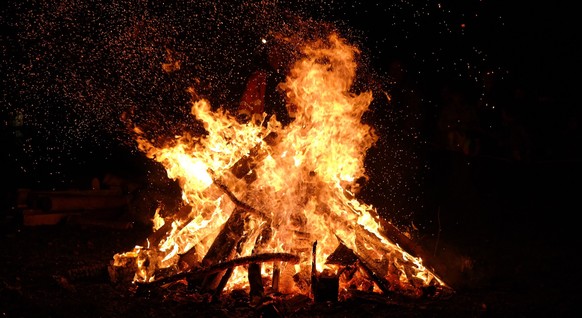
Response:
[1,1,580,225]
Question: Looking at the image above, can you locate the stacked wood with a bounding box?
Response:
[113,130,450,301]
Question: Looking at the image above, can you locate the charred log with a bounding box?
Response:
[198,207,250,291]
[248,262,264,305]
[136,252,300,291]
[312,273,339,303]
[326,242,359,266]
[272,262,281,292]
[334,238,391,295]
[211,229,249,301]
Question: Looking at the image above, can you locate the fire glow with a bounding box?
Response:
[112,32,448,299]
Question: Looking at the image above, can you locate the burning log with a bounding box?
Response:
[326,237,391,295]
[376,216,441,278]
[198,207,250,291]
[312,273,340,302]
[210,228,253,301]
[248,262,264,305]
[272,262,281,292]
[230,131,279,180]
[311,241,340,302]
[177,135,277,291]
[248,217,278,304]
[136,252,300,291]
[327,190,447,292]
[147,204,194,248]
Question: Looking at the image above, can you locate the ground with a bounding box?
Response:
[1,152,580,317]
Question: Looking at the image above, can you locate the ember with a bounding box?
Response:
[111,32,451,302]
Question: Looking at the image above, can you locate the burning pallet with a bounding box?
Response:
[110,32,452,305]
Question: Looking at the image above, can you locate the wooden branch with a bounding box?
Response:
[212,267,234,302]
[136,252,300,291]
[143,133,274,254]
[376,217,441,277]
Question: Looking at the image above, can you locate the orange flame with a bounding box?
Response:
[113,32,447,295]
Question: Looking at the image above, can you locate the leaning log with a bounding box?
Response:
[335,234,392,294]
[323,198,446,295]
[329,191,447,291]
[146,204,195,248]
[248,262,264,305]
[376,217,441,278]
[142,131,276,249]
[211,230,251,300]
[198,207,250,291]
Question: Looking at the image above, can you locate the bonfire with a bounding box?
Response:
[111,32,450,302]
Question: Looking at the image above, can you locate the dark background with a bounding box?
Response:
[1,0,580,203]
[1,1,581,316]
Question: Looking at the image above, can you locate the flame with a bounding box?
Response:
[113,32,447,296]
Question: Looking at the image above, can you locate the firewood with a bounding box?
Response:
[147,205,195,248]
[312,274,339,302]
[248,262,264,305]
[329,238,392,295]
[211,229,249,301]
[336,194,442,279]
[354,258,391,295]
[198,207,250,291]
[271,262,280,292]
[310,241,317,298]
[136,252,300,291]
[329,224,398,294]
[376,217,441,278]
[326,242,359,266]
[230,131,279,179]
[211,177,267,220]
[130,132,277,285]
[321,191,447,293]
[212,267,234,302]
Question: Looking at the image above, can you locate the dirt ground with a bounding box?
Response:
[1,154,580,318]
